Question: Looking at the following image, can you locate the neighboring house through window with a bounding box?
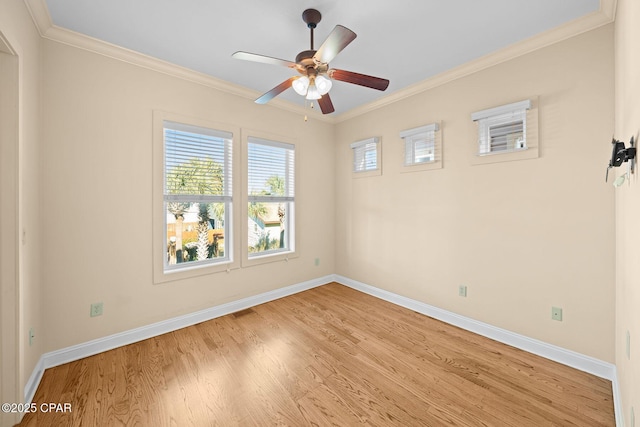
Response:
[247,137,295,258]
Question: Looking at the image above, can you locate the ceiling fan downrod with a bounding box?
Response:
[231,7,389,115]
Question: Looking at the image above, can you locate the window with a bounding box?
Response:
[472,99,531,155]
[400,123,442,172]
[163,120,233,271]
[351,137,381,176]
[247,137,295,258]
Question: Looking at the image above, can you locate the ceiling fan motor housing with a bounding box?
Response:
[295,50,328,76]
[232,7,388,114]
[295,50,317,65]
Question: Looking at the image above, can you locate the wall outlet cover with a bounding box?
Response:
[551,307,563,321]
[90,302,104,317]
[458,285,467,297]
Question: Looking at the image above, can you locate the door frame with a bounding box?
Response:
[0,30,21,427]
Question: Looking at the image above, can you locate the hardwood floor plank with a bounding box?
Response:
[18,283,614,426]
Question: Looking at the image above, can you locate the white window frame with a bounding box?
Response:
[351,137,382,177]
[242,132,298,267]
[153,111,240,284]
[471,98,539,165]
[400,122,442,172]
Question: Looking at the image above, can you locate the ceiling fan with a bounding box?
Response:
[232,8,389,114]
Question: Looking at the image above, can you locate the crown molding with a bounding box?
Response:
[333,1,617,122]
[22,0,334,124]
[23,0,51,37]
[24,0,615,125]
[600,0,617,21]
[0,32,15,55]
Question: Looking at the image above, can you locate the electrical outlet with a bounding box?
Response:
[90,302,103,317]
[627,330,631,359]
[29,327,35,346]
[551,307,563,321]
[458,285,467,297]
[314,258,320,266]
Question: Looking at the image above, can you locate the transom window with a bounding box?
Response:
[472,100,531,155]
[351,137,380,173]
[401,123,439,166]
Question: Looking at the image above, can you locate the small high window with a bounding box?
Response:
[400,123,442,172]
[472,100,531,156]
[351,137,381,176]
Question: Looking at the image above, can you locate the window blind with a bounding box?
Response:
[164,120,232,201]
[472,100,530,155]
[471,99,531,121]
[400,123,439,166]
[350,137,379,172]
[488,120,524,152]
[247,137,295,202]
[477,109,526,154]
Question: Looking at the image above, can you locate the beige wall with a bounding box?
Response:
[0,0,43,421]
[615,0,640,422]
[39,39,336,351]
[2,0,630,419]
[335,25,615,362]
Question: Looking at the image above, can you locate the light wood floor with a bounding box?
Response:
[18,283,614,426]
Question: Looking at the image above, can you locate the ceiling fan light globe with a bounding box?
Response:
[306,84,322,100]
[315,75,332,95]
[292,76,310,96]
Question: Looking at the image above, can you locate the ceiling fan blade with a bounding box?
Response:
[255,77,297,104]
[232,51,296,68]
[329,69,390,91]
[317,93,335,114]
[313,25,357,64]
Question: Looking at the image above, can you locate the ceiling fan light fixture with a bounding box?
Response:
[305,83,322,100]
[233,8,388,114]
[292,76,310,96]
[315,74,332,95]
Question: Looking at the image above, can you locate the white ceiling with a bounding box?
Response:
[43,0,603,116]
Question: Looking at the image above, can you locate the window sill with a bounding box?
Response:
[155,259,239,284]
[477,147,528,157]
[400,160,442,173]
[242,250,298,268]
[471,145,538,165]
[352,168,382,178]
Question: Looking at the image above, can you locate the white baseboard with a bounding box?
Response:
[23,356,44,404]
[611,366,624,427]
[24,274,623,426]
[333,275,615,379]
[24,275,332,404]
[333,275,624,427]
